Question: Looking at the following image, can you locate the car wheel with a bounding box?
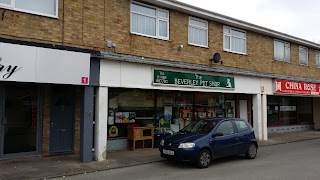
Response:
[197,149,211,168]
[245,143,257,159]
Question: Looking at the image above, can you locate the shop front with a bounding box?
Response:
[0,42,92,160]
[267,79,319,133]
[96,57,263,159]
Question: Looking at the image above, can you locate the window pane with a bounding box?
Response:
[159,20,168,37]
[284,45,290,61]
[297,97,312,124]
[224,35,230,49]
[158,10,168,18]
[231,29,245,38]
[234,121,249,132]
[274,41,285,60]
[132,13,156,36]
[280,97,297,125]
[299,51,308,65]
[267,96,279,126]
[216,121,234,136]
[190,18,207,28]
[132,3,156,17]
[316,52,320,66]
[189,26,207,46]
[4,85,38,154]
[0,0,11,5]
[231,37,245,53]
[15,0,56,16]
[224,27,230,34]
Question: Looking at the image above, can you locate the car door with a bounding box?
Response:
[234,120,251,154]
[210,120,238,158]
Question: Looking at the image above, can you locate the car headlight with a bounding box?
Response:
[160,139,164,146]
[178,142,195,149]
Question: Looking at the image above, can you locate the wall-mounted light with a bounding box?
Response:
[210,53,223,64]
[177,44,184,51]
[106,40,116,48]
[106,40,116,53]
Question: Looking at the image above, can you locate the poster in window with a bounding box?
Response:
[108,126,118,137]
[115,112,136,123]
[225,100,235,118]
[108,116,115,125]
[115,112,123,123]
[160,106,172,128]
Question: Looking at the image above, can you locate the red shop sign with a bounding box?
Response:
[275,79,320,95]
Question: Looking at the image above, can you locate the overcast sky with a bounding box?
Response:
[178,0,320,44]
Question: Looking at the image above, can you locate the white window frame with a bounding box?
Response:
[299,46,309,66]
[223,26,247,54]
[316,51,320,68]
[0,0,59,18]
[274,39,291,62]
[130,1,169,40]
[188,17,208,47]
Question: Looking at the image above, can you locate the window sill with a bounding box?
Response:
[131,32,170,42]
[0,5,58,19]
[273,59,291,63]
[299,64,309,67]
[224,49,247,55]
[188,43,209,49]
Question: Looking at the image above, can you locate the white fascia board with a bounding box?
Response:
[144,0,320,49]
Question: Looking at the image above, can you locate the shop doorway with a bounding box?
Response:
[0,84,40,158]
[49,86,74,154]
[240,100,248,120]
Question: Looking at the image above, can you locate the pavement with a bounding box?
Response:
[1,130,320,180]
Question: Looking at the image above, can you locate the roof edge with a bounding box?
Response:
[141,0,320,49]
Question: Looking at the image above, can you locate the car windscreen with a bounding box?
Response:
[180,120,216,134]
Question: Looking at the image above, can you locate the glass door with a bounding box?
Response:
[1,84,40,158]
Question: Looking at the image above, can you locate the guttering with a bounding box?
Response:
[100,51,320,84]
[141,0,320,49]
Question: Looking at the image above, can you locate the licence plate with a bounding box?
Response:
[163,149,174,155]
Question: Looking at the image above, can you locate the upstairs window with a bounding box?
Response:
[223,26,246,54]
[299,46,308,66]
[0,0,58,18]
[188,17,208,47]
[274,40,290,62]
[131,2,169,40]
[316,51,320,67]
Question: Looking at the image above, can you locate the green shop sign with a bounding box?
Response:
[153,69,235,89]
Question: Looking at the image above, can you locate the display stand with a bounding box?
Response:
[128,127,154,151]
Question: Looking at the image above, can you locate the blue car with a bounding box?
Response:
[159,118,258,168]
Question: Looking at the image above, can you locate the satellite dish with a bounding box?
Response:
[210,53,222,64]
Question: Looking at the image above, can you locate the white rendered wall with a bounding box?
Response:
[94,87,109,161]
[262,94,268,140]
[100,60,261,94]
[253,94,263,140]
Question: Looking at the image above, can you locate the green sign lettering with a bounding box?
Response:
[153,69,235,89]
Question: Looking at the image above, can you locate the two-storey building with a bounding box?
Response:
[0,0,99,162]
[1,0,320,162]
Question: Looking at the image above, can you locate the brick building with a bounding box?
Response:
[1,0,320,162]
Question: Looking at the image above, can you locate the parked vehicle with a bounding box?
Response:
[159,118,258,168]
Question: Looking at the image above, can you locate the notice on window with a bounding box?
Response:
[280,106,296,112]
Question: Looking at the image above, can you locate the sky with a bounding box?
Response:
[178,0,320,44]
